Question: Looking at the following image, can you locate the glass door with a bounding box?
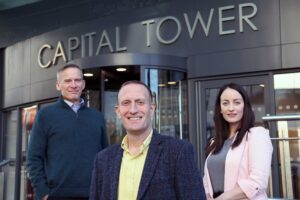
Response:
[1,104,50,200]
[264,72,300,199]
[101,66,140,144]
[1,109,18,200]
[22,106,37,200]
[144,68,188,139]
[82,66,141,144]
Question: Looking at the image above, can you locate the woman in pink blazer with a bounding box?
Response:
[203,83,273,200]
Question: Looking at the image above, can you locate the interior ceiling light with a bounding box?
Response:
[83,73,94,77]
[116,67,127,72]
[167,81,177,85]
[158,84,166,87]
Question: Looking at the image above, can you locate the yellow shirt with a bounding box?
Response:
[118,131,153,200]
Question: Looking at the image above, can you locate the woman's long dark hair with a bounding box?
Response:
[206,83,255,156]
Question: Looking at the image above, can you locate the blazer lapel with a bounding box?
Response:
[137,131,163,200]
[110,146,123,200]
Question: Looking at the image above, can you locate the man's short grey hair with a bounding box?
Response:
[56,64,83,81]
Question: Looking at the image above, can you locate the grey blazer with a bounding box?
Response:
[89,130,206,200]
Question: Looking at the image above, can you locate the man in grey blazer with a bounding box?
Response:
[89,80,206,200]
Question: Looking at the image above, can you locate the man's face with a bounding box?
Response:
[56,67,85,103]
[115,83,155,136]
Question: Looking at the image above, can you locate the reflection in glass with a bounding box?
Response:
[2,110,18,200]
[21,106,37,200]
[145,69,188,139]
[274,72,300,199]
[101,66,140,144]
[104,91,122,144]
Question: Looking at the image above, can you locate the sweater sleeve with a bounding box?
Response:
[26,111,50,199]
[238,127,273,199]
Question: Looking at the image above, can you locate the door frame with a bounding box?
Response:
[188,73,273,170]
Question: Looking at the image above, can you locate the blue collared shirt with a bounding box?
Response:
[64,98,85,113]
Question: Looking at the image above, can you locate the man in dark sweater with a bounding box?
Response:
[27,64,109,200]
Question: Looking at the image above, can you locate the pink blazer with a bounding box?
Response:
[203,126,273,200]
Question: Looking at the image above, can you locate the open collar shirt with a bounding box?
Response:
[118,130,153,200]
[64,98,84,113]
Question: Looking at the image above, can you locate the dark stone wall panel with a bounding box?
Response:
[282,43,300,69]
[280,0,300,44]
[187,46,282,78]
[4,40,31,90]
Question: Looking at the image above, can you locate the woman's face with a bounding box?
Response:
[220,88,244,130]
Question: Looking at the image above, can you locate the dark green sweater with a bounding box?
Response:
[27,98,109,199]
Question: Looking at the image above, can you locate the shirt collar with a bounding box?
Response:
[64,98,84,107]
[121,129,153,155]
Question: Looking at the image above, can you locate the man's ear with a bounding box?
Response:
[82,80,86,90]
[56,81,61,91]
[115,105,121,119]
[150,103,156,115]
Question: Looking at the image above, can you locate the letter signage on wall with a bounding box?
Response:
[37,2,258,68]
